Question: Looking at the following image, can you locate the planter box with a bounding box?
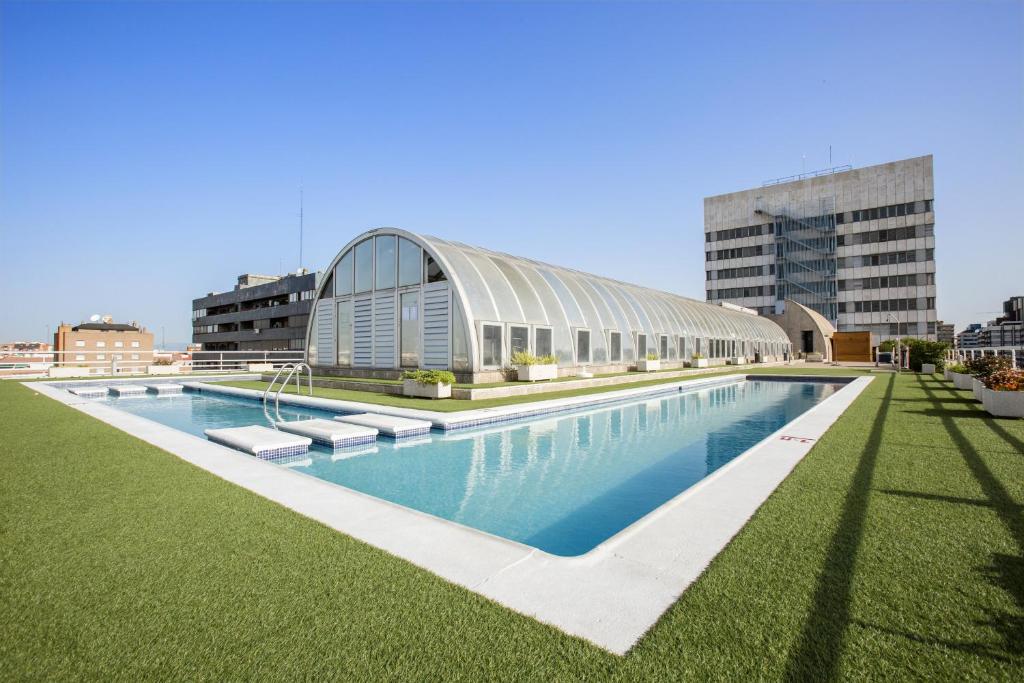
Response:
[981,387,1024,418]
[972,377,985,402]
[516,364,558,382]
[805,353,824,362]
[247,363,274,372]
[691,358,709,368]
[147,365,180,375]
[636,359,661,372]
[402,379,451,399]
[48,367,90,378]
[951,372,973,391]
[921,363,936,374]
[728,356,747,365]
[944,369,951,381]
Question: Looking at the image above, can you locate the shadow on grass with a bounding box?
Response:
[783,374,895,680]
[850,619,1018,665]
[878,489,1004,510]
[918,376,1024,658]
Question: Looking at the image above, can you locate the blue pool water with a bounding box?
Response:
[100,379,840,555]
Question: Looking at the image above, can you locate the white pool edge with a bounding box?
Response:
[28,374,873,655]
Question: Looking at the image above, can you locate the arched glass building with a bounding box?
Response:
[306,228,791,382]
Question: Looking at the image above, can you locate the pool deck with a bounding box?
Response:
[30,373,873,654]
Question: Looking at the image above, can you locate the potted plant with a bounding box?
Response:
[981,367,1024,418]
[637,352,661,372]
[691,353,708,368]
[946,362,971,388]
[511,352,558,382]
[965,356,1011,401]
[402,369,454,399]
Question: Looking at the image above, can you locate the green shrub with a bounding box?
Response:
[692,353,705,360]
[510,352,556,366]
[645,353,658,361]
[947,363,969,373]
[402,369,455,385]
[880,338,950,372]
[965,355,1011,381]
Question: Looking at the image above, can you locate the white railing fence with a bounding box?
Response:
[0,350,306,378]
[949,346,1023,369]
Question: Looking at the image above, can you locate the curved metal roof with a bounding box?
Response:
[307,228,790,369]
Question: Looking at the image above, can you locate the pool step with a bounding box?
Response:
[68,386,109,398]
[274,419,378,449]
[146,383,183,395]
[333,413,432,439]
[205,425,311,460]
[109,385,148,397]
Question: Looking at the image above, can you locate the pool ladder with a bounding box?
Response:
[262,362,313,424]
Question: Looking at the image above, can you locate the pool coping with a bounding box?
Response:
[28,373,873,655]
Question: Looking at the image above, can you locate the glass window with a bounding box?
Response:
[609,331,621,362]
[354,240,373,293]
[375,235,396,290]
[96,341,105,348]
[482,324,502,366]
[114,341,123,348]
[337,299,353,367]
[335,252,353,296]
[75,340,85,347]
[577,329,590,364]
[509,326,529,356]
[131,341,140,348]
[636,333,647,358]
[659,335,668,359]
[75,354,85,361]
[452,299,470,371]
[535,328,552,357]
[398,238,421,287]
[424,252,446,283]
[400,292,419,367]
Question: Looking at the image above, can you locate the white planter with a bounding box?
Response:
[637,359,661,372]
[944,369,951,381]
[48,366,89,378]
[981,387,1024,418]
[921,363,936,374]
[147,365,180,375]
[951,372,973,391]
[805,353,824,362]
[729,356,747,365]
[691,358,709,368]
[972,377,985,402]
[516,364,558,382]
[402,379,451,399]
[247,363,274,372]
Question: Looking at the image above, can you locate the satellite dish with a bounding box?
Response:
[89,314,101,322]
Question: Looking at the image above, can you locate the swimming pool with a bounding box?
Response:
[96,378,841,556]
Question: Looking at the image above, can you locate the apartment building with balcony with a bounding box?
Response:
[191,270,320,353]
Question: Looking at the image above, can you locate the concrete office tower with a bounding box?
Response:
[704,155,938,341]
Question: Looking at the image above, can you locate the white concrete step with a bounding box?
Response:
[68,386,109,398]
[274,418,378,449]
[109,385,148,397]
[146,383,183,394]
[205,425,311,460]
[334,413,432,439]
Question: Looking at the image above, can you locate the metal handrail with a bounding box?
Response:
[262,362,313,423]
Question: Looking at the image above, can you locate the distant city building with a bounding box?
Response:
[0,341,52,355]
[53,320,154,366]
[191,270,319,353]
[955,296,1024,349]
[936,321,955,345]
[704,155,938,342]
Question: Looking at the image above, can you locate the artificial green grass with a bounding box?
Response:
[1,372,1021,679]
[222,366,853,412]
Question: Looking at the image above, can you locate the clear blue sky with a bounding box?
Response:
[2,1,1021,347]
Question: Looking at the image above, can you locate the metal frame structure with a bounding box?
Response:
[304,228,792,380]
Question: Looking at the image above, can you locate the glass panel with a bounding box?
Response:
[334,252,352,296]
[424,252,446,283]
[636,333,647,358]
[535,328,552,357]
[452,299,469,371]
[660,335,668,359]
[354,240,373,293]
[375,235,396,290]
[400,292,419,367]
[398,238,421,287]
[336,299,352,367]
[577,330,590,364]
[610,332,621,362]
[509,326,529,356]
[482,324,502,366]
